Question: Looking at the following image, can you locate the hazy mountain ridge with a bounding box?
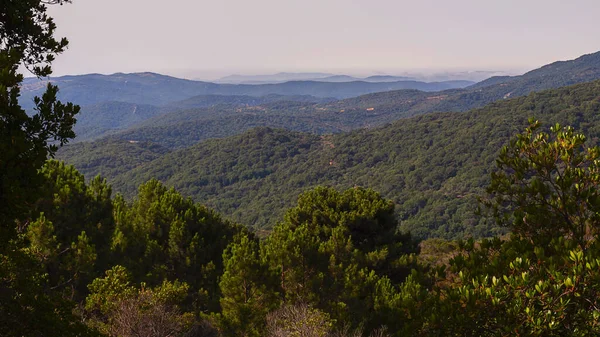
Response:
[19,72,473,112]
[470,51,600,92]
[218,74,418,84]
[215,72,337,84]
[213,71,509,84]
[22,74,474,142]
[93,51,600,149]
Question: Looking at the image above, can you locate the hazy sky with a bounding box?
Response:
[48,0,600,79]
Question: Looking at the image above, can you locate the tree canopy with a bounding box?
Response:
[0,1,90,336]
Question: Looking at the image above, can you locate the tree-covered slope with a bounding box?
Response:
[57,139,170,180]
[329,51,600,121]
[73,101,169,141]
[471,51,600,92]
[72,95,337,142]
[58,81,600,239]
[169,93,336,109]
[112,101,351,148]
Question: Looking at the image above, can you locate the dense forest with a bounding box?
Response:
[72,95,337,142]
[9,113,600,336]
[60,80,600,239]
[4,1,600,337]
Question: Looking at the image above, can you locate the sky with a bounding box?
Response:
[48,0,600,80]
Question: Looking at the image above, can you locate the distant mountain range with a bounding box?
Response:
[67,50,600,148]
[18,74,473,142]
[19,73,474,111]
[213,71,512,84]
[215,72,416,84]
[35,50,600,145]
[216,72,338,84]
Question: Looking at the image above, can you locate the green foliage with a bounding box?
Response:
[263,186,421,332]
[59,80,600,240]
[4,7,600,334]
[19,161,114,301]
[265,304,334,337]
[0,1,99,336]
[424,237,600,336]
[0,17,79,242]
[0,247,99,337]
[485,120,600,250]
[277,186,417,281]
[1,0,70,77]
[86,265,193,337]
[110,179,241,312]
[217,234,280,337]
[420,122,600,336]
[86,265,137,314]
[13,114,600,335]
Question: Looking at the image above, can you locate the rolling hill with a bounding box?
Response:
[169,93,335,109]
[72,94,336,142]
[57,80,600,239]
[73,102,169,141]
[95,51,600,149]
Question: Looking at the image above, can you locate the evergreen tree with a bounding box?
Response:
[217,233,280,337]
[263,186,421,332]
[110,179,241,312]
[22,161,115,301]
[0,1,96,335]
[0,0,79,241]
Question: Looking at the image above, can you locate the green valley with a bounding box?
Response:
[58,80,600,239]
[6,1,600,336]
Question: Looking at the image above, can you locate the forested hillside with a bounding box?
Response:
[472,51,600,92]
[72,95,334,142]
[57,139,170,179]
[73,102,168,141]
[110,102,346,148]
[169,93,336,109]
[58,80,600,239]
